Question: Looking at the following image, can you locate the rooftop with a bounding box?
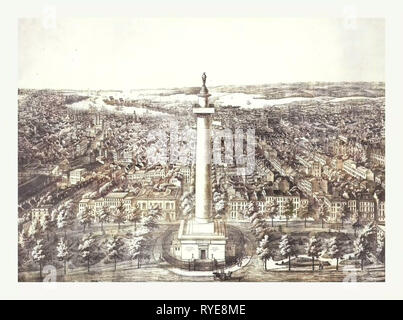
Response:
[105,192,129,199]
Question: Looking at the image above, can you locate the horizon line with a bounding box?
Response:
[18,80,385,92]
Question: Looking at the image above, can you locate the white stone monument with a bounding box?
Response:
[177,73,227,264]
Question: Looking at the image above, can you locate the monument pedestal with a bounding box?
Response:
[177,218,226,261]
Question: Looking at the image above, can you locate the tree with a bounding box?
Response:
[57,210,68,238]
[352,216,363,237]
[95,205,110,233]
[50,209,58,222]
[354,232,371,271]
[213,190,222,202]
[340,204,350,228]
[361,222,377,253]
[318,204,329,228]
[21,210,32,224]
[149,205,162,220]
[56,238,70,275]
[377,233,385,263]
[300,202,313,228]
[143,215,158,232]
[279,234,297,271]
[215,199,225,217]
[306,235,323,271]
[78,233,97,273]
[327,236,344,271]
[127,205,142,232]
[105,235,124,271]
[213,190,225,217]
[181,191,195,218]
[247,201,259,219]
[256,234,275,271]
[112,202,126,232]
[40,213,53,241]
[128,235,150,268]
[28,218,42,240]
[18,229,30,250]
[141,205,161,232]
[32,239,46,279]
[284,199,294,227]
[266,201,278,228]
[78,207,93,232]
[250,211,268,240]
[18,229,31,266]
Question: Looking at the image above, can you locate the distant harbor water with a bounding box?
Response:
[68,95,167,116]
[67,92,384,113]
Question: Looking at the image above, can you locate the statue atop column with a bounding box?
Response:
[202,72,207,86]
[199,72,209,98]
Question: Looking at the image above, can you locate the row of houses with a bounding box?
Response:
[127,166,192,184]
[78,187,182,222]
[369,149,385,167]
[226,188,308,221]
[343,159,374,181]
[297,178,328,196]
[19,164,61,178]
[323,191,385,223]
[268,157,295,180]
[298,159,322,177]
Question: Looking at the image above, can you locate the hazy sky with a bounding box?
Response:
[18,18,384,90]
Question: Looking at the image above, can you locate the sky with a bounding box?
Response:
[18,18,385,90]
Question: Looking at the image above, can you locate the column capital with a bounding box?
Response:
[193,107,215,114]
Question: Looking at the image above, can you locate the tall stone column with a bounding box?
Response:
[193,73,215,223]
[177,73,227,264]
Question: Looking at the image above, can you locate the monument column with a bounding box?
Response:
[176,73,226,265]
[193,73,215,223]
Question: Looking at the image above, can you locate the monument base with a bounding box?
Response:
[177,218,227,262]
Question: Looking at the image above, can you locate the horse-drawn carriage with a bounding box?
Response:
[213,270,242,281]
